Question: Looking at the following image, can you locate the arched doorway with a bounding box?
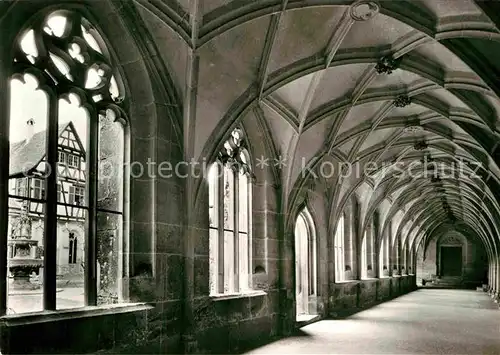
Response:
[438,234,464,278]
[295,208,317,321]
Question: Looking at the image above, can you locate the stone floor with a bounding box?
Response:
[246,289,500,354]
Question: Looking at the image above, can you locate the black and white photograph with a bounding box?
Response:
[0,0,499,353]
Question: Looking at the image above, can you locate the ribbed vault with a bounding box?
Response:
[131,0,500,266]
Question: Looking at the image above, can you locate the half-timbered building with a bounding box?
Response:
[8,120,86,279]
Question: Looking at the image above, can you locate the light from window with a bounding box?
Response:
[295,208,317,318]
[409,246,414,274]
[386,234,390,274]
[7,73,48,313]
[370,219,376,276]
[19,29,38,63]
[85,66,105,89]
[334,214,345,282]
[295,214,307,313]
[43,14,67,37]
[209,128,252,296]
[379,236,390,277]
[4,10,126,315]
[361,233,367,279]
[362,223,375,278]
[208,164,219,295]
[81,24,102,54]
[109,76,119,101]
[402,244,407,275]
[50,53,73,81]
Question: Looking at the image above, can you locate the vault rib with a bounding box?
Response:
[282,6,356,212]
[257,0,289,100]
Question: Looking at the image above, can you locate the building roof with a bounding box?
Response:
[9,121,81,177]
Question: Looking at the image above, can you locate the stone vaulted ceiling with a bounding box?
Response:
[52,0,500,258]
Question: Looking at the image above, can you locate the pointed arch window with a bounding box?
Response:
[2,10,128,315]
[361,232,368,279]
[334,213,345,282]
[362,219,376,279]
[208,128,253,295]
[393,235,401,276]
[408,245,414,275]
[402,243,408,275]
[295,207,317,318]
[379,232,390,277]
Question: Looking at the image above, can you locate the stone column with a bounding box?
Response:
[366,224,375,278]
[488,262,493,292]
[490,258,497,297]
[388,224,393,277]
[181,20,200,349]
[279,220,295,336]
[354,202,361,280]
[491,260,496,294]
[181,160,196,354]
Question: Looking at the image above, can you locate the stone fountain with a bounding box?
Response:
[8,206,43,290]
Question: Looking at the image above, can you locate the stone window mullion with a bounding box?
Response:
[38,90,59,311]
[85,110,99,306]
[217,165,224,294]
[233,167,239,293]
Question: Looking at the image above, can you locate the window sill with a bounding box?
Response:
[0,302,153,326]
[210,290,267,301]
[296,314,320,323]
[335,280,357,284]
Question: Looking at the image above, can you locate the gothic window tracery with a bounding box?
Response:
[209,128,253,295]
[4,10,127,314]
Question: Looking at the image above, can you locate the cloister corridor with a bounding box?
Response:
[4,0,500,354]
[246,289,500,354]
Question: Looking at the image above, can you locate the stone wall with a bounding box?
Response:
[185,112,285,354]
[416,231,488,286]
[0,304,153,354]
[194,292,278,353]
[192,275,416,354]
[0,274,417,354]
[0,4,418,353]
[0,0,186,353]
[329,276,417,316]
